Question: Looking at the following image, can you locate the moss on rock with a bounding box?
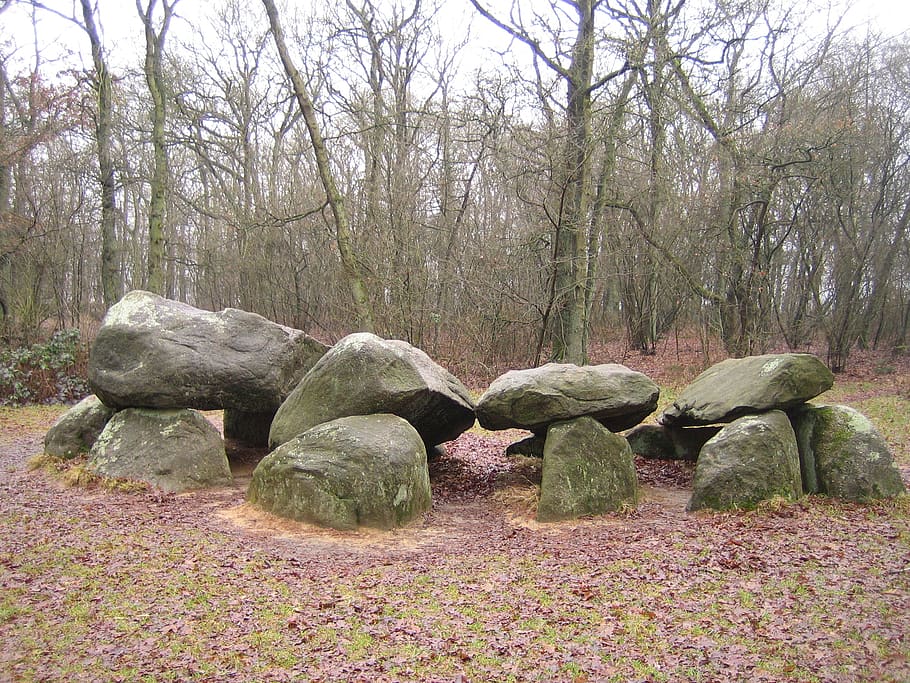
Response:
[250,414,431,530]
[537,416,638,522]
[792,404,905,502]
[688,411,802,511]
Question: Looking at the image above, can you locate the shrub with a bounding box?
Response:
[0,329,90,405]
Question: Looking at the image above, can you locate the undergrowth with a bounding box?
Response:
[0,329,90,406]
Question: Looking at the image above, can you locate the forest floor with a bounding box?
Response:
[1,344,910,682]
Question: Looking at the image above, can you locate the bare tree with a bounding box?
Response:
[136,0,180,295]
[80,0,119,307]
[261,0,374,332]
[24,0,122,309]
[469,0,630,364]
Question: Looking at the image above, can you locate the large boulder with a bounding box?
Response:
[87,408,232,492]
[249,414,431,530]
[537,416,638,522]
[790,404,906,501]
[268,333,475,449]
[660,353,834,427]
[44,395,115,459]
[688,410,802,511]
[625,423,720,461]
[89,290,328,412]
[476,363,659,434]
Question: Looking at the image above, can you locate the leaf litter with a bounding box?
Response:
[0,399,908,682]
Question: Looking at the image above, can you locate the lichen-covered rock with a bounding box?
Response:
[249,414,431,530]
[87,408,232,492]
[790,404,905,501]
[659,353,833,427]
[268,333,475,449]
[44,395,115,459]
[688,411,802,511]
[537,416,638,522]
[476,363,659,434]
[89,290,328,412]
[625,423,720,461]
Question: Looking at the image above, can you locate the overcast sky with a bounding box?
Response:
[1,0,907,79]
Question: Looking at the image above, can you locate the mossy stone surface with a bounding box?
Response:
[625,423,720,461]
[44,395,115,459]
[250,414,431,531]
[476,363,659,434]
[791,404,905,501]
[537,416,638,522]
[88,408,231,492]
[660,353,833,427]
[688,411,802,511]
[505,434,546,458]
[269,333,475,449]
[89,289,327,412]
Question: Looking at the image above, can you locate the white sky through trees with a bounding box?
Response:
[2,0,908,79]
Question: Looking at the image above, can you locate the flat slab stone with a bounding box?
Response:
[269,333,475,449]
[476,363,659,433]
[659,353,834,427]
[89,290,327,412]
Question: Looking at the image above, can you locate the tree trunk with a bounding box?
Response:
[551,0,596,365]
[136,0,178,296]
[261,0,374,332]
[80,0,120,308]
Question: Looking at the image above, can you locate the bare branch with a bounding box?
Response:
[467,0,572,81]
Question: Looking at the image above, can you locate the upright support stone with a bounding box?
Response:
[688,411,802,511]
[537,416,638,522]
[790,404,905,501]
[88,408,232,492]
[625,423,720,461]
[44,395,115,459]
[250,414,431,530]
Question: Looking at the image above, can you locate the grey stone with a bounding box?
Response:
[659,353,834,427]
[89,290,328,412]
[249,414,431,530]
[788,404,823,494]
[790,404,905,501]
[506,434,546,458]
[476,363,659,434]
[537,416,638,522]
[44,395,115,459]
[688,411,802,511]
[269,333,475,449]
[87,408,232,492]
[625,423,720,461]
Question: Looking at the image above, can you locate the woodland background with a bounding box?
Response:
[2,5,910,679]
[1,0,909,379]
